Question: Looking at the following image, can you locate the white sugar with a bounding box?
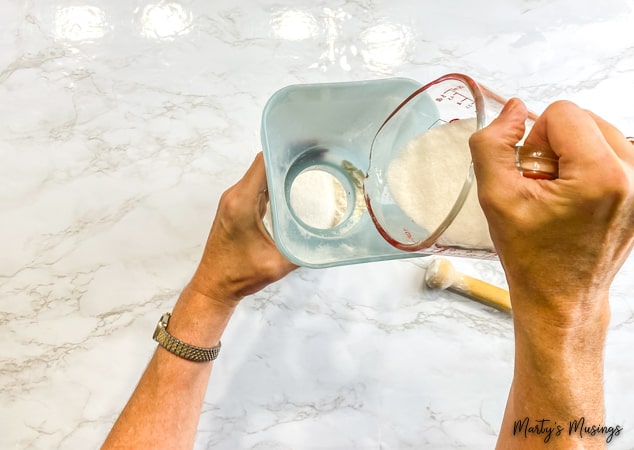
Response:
[387,119,493,249]
[289,170,347,229]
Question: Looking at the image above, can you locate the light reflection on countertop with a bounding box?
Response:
[55,5,108,41]
[271,9,319,41]
[138,2,193,40]
[361,22,414,72]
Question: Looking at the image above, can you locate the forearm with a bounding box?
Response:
[102,152,296,448]
[497,292,610,449]
[102,285,236,450]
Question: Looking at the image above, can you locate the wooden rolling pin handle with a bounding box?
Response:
[450,274,512,312]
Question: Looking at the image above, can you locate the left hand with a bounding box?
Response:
[190,152,297,307]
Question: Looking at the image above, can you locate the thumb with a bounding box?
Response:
[239,152,268,195]
[469,98,528,189]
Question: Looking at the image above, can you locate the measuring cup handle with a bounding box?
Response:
[514,145,559,180]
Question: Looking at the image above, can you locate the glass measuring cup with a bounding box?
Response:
[364,73,558,258]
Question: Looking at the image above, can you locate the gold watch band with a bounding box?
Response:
[152,312,221,362]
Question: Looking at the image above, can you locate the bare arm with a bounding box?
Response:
[470,99,634,449]
[102,153,296,449]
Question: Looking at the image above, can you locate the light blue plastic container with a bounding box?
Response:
[261,78,425,268]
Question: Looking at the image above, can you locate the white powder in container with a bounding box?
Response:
[386,118,493,250]
[289,170,348,229]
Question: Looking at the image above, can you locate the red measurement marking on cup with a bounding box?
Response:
[403,229,413,241]
[435,86,475,109]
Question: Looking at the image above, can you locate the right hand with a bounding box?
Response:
[469,99,634,326]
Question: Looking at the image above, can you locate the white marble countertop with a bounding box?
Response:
[2,1,634,449]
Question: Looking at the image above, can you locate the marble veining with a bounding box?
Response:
[1,0,634,449]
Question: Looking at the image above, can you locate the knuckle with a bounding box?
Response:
[544,99,578,115]
[603,167,632,202]
[254,254,285,282]
[218,187,244,223]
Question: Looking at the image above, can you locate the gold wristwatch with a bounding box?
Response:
[153,312,221,362]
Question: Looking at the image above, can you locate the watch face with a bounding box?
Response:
[152,324,161,341]
[159,312,171,325]
[153,313,169,341]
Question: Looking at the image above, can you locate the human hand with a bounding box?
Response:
[469,99,634,326]
[103,154,296,450]
[189,152,297,307]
